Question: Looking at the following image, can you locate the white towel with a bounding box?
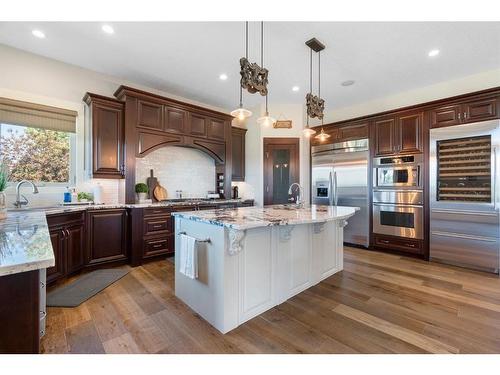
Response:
[179,233,198,279]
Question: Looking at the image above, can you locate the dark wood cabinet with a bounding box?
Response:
[207,118,226,140]
[86,209,128,266]
[374,111,423,156]
[310,122,368,146]
[373,234,423,256]
[47,212,86,284]
[374,117,396,155]
[430,96,499,128]
[164,106,186,133]
[231,127,247,181]
[84,93,125,179]
[137,100,163,130]
[188,112,207,137]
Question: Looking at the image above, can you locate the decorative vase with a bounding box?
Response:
[137,192,148,202]
[0,191,6,220]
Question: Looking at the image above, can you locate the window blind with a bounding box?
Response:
[0,97,77,133]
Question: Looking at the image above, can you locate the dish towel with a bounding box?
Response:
[179,233,198,279]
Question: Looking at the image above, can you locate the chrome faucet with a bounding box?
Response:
[288,183,304,206]
[13,180,39,208]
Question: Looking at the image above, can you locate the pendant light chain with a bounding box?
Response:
[318,51,321,99]
[245,21,248,59]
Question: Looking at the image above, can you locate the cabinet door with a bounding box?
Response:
[66,223,85,274]
[92,102,124,178]
[164,106,186,133]
[138,100,163,130]
[463,97,499,124]
[207,118,226,140]
[47,228,65,284]
[429,104,461,128]
[374,117,396,156]
[338,123,369,141]
[231,127,247,181]
[189,112,208,137]
[86,210,128,265]
[397,111,423,154]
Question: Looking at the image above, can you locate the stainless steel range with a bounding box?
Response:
[430,119,500,274]
[372,155,424,240]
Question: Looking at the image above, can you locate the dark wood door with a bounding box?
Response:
[397,111,423,154]
[263,138,300,205]
[66,222,85,274]
[86,209,128,265]
[164,106,186,133]
[189,112,208,137]
[207,118,226,140]
[463,97,499,124]
[231,127,247,181]
[47,227,65,284]
[429,104,462,128]
[137,100,163,130]
[92,102,124,178]
[374,117,396,156]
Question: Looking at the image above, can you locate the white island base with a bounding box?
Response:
[174,206,356,334]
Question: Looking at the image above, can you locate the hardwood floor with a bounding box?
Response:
[41,247,500,354]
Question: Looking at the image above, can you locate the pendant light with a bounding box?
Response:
[231,22,252,120]
[256,22,275,127]
[313,49,330,141]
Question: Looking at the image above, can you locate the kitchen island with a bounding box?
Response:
[173,204,358,333]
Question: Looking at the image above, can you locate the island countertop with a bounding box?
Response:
[172,204,359,230]
[0,210,54,277]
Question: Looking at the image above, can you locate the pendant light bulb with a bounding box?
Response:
[303,126,317,138]
[314,127,330,142]
[231,106,252,120]
[257,111,276,127]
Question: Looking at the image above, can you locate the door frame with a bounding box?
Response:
[263,137,300,206]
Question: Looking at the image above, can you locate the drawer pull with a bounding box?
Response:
[380,239,390,244]
[152,243,165,249]
[406,243,416,248]
[152,224,164,229]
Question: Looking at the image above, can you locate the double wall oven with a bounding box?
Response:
[372,154,424,240]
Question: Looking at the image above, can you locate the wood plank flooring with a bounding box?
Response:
[41,247,500,354]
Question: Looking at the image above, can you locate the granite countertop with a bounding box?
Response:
[0,210,54,277]
[172,204,359,230]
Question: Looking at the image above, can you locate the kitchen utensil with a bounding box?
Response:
[154,185,168,201]
[146,169,159,202]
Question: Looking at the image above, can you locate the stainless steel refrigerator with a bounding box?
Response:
[430,119,500,273]
[311,139,369,247]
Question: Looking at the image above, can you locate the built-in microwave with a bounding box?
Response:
[373,154,423,189]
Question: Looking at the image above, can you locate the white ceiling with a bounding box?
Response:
[0,22,499,112]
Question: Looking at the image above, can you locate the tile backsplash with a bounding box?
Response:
[135,146,216,199]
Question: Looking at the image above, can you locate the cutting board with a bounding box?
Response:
[146,169,158,202]
[153,185,168,201]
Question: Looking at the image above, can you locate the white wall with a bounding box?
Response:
[0,44,229,207]
[135,146,215,200]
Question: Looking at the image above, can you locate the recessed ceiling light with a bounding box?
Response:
[428,49,440,57]
[32,29,45,39]
[292,86,300,92]
[102,25,115,35]
[341,80,355,87]
[219,73,228,81]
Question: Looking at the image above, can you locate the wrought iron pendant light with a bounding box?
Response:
[256,22,276,127]
[230,22,252,120]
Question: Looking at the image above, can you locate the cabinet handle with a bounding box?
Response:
[463,112,467,120]
[406,243,416,248]
[380,239,390,244]
[152,243,165,248]
[152,224,163,229]
[458,112,461,121]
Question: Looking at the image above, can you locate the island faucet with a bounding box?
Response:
[288,182,304,206]
[13,180,39,208]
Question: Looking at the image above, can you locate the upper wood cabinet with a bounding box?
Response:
[86,209,128,266]
[374,111,423,156]
[84,93,125,179]
[164,106,187,133]
[231,127,247,181]
[207,118,226,140]
[430,96,499,128]
[138,100,163,130]
[310,122,368,146]
[188,112,208,137]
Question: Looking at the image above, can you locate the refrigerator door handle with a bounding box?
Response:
[328,171,334,206]
[494,147,497,210]
[334,171,338,206]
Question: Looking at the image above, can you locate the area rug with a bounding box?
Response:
[47,268,129,307]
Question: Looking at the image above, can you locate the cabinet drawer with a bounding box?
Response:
[143,236,172,257]
[46,211,84,227]
[144,215,171,235]
[144,207,171,217]
[373,234,423,255]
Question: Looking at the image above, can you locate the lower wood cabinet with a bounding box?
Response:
[373,234,423,256]
[86,209,128,266]
[47,212,85,284]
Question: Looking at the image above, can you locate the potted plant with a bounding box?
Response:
[135,183,149,202]
[0,164,7,220]
[77,192,92,203]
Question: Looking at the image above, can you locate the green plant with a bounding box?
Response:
[77,192,92,201]
[135,183,149,194]
[0,163,8,192]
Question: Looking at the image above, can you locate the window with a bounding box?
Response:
[0,97,77,185]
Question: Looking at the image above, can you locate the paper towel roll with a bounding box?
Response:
[93,183,103,204]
